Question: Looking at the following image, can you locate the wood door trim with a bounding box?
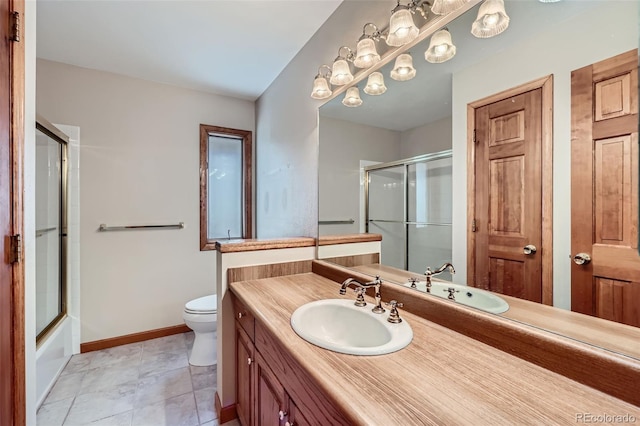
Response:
[467,75,554,305]
[10,0,25,424]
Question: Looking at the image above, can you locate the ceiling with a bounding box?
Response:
[319,0,602,131]
[36,0,343,101]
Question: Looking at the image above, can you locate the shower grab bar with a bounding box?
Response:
[319,219,355,225]
[368,219,452,226]
[35,227,57,238]
[98,222,185,232]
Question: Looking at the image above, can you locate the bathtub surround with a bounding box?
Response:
[36,59,255,345]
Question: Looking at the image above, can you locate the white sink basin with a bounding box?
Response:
[290,299,413,356]
[404,281,509,314]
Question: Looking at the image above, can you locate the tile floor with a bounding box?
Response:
[37,332,238,426]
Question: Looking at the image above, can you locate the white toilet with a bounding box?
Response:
[183,294,218,366]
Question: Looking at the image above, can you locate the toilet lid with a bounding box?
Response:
[185,295,217,314]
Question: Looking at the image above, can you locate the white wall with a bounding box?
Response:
[451,2,639,309]
[400,116,452,158]
[318,116,400,236]
[255,1,390,238]
[36,59,255,343]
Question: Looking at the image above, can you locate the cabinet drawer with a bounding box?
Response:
[232,295,255,341]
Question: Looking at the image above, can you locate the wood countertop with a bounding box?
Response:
[215,237,315,253]
[348,263,640,361]
[317,233,382,246]
[230,273,640,425]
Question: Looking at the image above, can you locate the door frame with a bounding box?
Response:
[466,75,554,305]
[5,0,26,424]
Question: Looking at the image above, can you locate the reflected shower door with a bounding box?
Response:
[367,166,405,269]
[407,157,453,278]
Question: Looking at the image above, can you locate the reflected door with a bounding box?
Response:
[571,49,640,327]
[473,88,543,302]
[367,166,405,269]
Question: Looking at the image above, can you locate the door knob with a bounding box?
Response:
[573,253,591,265]
[523,245,537,255]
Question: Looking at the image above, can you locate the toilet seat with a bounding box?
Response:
[184,294,217,315]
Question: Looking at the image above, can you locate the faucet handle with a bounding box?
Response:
[385,300,404,323]
[443,287,460,300]
[353,287,367,307]
[408,277,418,288]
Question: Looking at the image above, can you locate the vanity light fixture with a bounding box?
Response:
[342,86,363,107]
[330,46,355,86]
[431,0,471,15]
[364,72,387,95]
[354,23,382,69]
[386,1,428,47]
[390,53,417,81]
[425,28,456,63]
[310,65,333,100]
[471,0,510,38]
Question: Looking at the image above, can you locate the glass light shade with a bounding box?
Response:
[390,54,416,81]
[386,9,419,47]
[354,38,381,69]
[425,29,457,63]
[364,72,387,96]
[310,76,332,100]
[342,87,363,107]
[431,0,471,15]
[471,0,510,38]
[330,59,354,85]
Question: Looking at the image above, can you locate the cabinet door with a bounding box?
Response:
[254,352,287,426]
[236,324,254,426]
[286,398,310,426]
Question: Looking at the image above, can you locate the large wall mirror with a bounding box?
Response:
[318,1,640,360]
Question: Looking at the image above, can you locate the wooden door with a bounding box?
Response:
[254,352,286,426]
[287,398,310,426]
[236,324,254,426]
[571,49,640,327]
[473,88,543,302]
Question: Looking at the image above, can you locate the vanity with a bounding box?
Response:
[228,261,640,425]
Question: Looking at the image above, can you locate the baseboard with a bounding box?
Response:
[80,324,191,353]
[215,391,237,424]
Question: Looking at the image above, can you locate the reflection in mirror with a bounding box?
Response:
[318,1,640,360]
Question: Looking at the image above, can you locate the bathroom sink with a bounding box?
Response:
[290,299,413,356]
[404,281,509,314]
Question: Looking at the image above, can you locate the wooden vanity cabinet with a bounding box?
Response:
[233,295,346,426]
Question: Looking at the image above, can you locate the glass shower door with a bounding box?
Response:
[367,166,405,269]
[35,125,67,340]
[407,157,453,278]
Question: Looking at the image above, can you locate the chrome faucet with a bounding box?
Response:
[339,275,385,314]
[424,262,456,293]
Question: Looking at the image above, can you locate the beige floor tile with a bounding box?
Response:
[36,397,73,426]
[88,410,133,426]
[43,372,85,404]
[135,367,193,408]
[139,351,189,379]
[142,334,187,356]
[64,383,137,425]
[189,364,216,391]
[131,392,198,426]
[80,364,140,394]
[194,387,216,424]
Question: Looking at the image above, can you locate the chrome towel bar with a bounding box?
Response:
[98,222,185,232]
[318,219,355,225]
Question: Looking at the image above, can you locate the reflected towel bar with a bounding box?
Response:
[319,219,355,225]
[35,227,57,238]
[98,222,185,232]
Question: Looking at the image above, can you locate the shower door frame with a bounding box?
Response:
[364,150,453,270]
[35,116,69,342]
